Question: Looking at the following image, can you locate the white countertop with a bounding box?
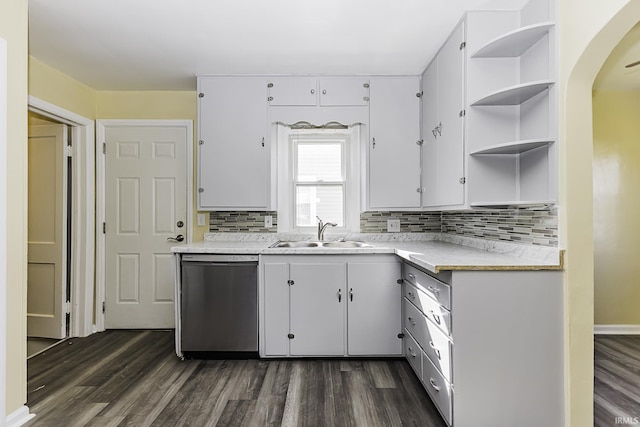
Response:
[172,233,563,274]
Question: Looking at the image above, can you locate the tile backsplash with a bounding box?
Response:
[360,211,441,233]
[442,207,558,247]
[209,207,558,247]
[209,211,278,233]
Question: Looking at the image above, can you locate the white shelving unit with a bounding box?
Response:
[465,0,556,207]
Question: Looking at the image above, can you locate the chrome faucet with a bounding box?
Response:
[317,216,337,241]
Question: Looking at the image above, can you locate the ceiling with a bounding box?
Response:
[28,0,528,91]
[594,22,640,91]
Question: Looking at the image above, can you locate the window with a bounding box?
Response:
[293,139,345,227]
[275,124,361,233]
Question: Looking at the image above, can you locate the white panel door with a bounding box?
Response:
[319,77,369,106]
[369,77,421,209]
[289,262,346,356]
[268,77,317,106]
[263,262,290,356]
[421,59,439,207]
[347,261,402,355]
[437,22,466,206]
[105,124,187,328]
[27,124,67,339]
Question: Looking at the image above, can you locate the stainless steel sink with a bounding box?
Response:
[321,241,371,248]
[269,240,371,248]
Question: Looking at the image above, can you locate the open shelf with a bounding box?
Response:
[471,22,555,58]
[471,80,554,106]
[470,138,554,155]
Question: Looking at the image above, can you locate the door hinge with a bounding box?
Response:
[102,142,106,154]
[396,279,403,285]
[65,145,73,157]
[287,280,295,286]
[416,187,424,193]
[287,333,295,339]
[416,91,423,98]
[459,177,466,184]
[103,222,106,234]
[198,93,204,98]
[459,110,466,117]
[416,139,424,146]
[198,140,204,145]
[460,41,466,50]
[198,188,204,193]
[102,301,106,313]
[397,333,405,339]
[64,301,71,314]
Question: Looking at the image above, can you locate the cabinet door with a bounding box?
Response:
[437,22,465,206]
[268,77,317,106]
[368,77,421,209]
[198,76,268,209]
[263,262,289,356]
[289,262,346,356]
[319,77,369,106]
[421,59,439,207]
[347,262,402,355]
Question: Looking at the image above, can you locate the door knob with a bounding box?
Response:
[167,235,184,242]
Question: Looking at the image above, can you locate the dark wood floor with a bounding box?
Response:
[594,335,640,426]
[26,330,447,427]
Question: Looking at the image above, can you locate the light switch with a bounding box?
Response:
[265,215,273,228]
[197,213,206,227]
[388,219,401,232]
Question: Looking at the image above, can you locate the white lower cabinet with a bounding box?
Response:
[261,255,403,357]
[402,261,564,427]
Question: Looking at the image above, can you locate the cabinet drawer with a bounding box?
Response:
[404,299,452,383]
[404,263,451,310]
[404,328,422,378]
[422,349,453,426]
[404,282,452,337]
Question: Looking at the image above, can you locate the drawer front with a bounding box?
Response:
[404,299,452,383]
[404,263,451,310]
[422,348,453,426]
[404,283,452,337]
[404,328,422,378]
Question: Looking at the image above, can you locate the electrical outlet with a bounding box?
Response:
[264,215,273,228]
[388,219,401,232]
[197,213,206,227]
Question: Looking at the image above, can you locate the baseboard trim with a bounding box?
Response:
[594,324,640,335]
[6,406,34,427]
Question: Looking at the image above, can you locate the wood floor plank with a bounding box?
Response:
[26,331,453,427]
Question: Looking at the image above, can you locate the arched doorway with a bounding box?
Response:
[561,1,640,425]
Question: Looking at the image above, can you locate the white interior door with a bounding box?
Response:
[27,124,67,339]
[105,124,187,328]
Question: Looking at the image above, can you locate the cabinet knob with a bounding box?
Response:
[311,89,315,94]
[267,83,274,88]
[372,137,376,149]
[322,89,327,95]
[267,96,273,102]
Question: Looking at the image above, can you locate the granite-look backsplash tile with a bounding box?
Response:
[441,207,558,247]
[209,211,277,233]
[360,211,441,233]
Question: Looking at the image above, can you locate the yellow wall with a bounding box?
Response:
[29,56,96,119]
[96,91,208,241]
[592,90,640,325]
[559,1,640,426]
[1,0,28,416]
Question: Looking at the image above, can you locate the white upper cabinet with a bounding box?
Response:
[319,77,370,106]
[197,76,271,210]
[267,77,317,106]
[368,76,421,209]
[421,21,466,209]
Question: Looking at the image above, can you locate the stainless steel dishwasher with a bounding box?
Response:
[179,254,258,357]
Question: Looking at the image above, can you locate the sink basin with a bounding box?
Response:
[269,240,371,248]
[321,241,371,248]
[270,241,321,248]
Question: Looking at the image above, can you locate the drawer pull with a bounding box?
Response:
[429,341,441,360]
[408,347,417,358]
[407,291,416,299]
[429,310,442,325]
[407,316,416,326]
[429,378,441,392]
[427,285,440,295]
